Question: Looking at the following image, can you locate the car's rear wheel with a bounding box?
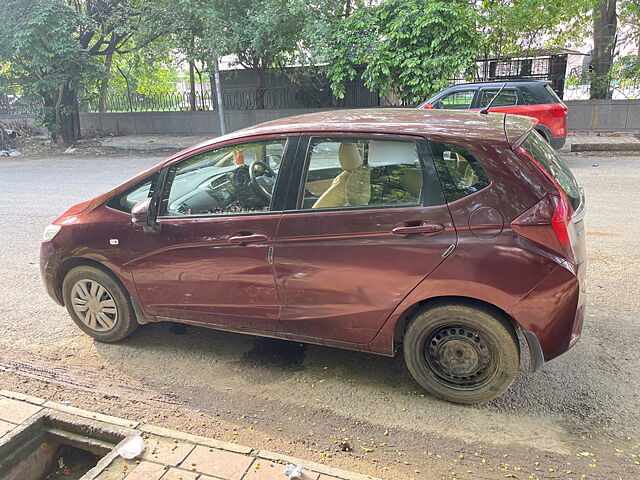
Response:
[535,128,550,143]
[62,266,138,342]
[403,303,519,404]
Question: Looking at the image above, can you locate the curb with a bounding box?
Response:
[0,390,381,480]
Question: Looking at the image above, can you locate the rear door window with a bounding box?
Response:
[521,132,580,210]
[299,137,426,210]
[478,88,518,107]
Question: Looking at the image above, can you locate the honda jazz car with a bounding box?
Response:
[419,81,568,150]
[40,109,586,404]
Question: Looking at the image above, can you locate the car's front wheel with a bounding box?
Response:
[62,266,138,342]
[403,303,519,404]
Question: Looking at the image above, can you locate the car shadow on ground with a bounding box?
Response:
[93,320,419,393]
[90,318,620,434]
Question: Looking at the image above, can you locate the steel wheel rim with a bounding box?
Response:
[70,279,118,332]
[424,324,497,388]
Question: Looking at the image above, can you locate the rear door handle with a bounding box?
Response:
[392,221,444,236]
[228,233,269,245]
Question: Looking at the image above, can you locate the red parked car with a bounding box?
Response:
[40,109,586,404]
[418,81,568,150]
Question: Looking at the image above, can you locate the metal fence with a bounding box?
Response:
[0,95,42,115]
[3,71,639,117]
[80,82,387,113]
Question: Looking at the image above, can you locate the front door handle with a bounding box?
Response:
[392,221,444,236]
[228,233,269,246]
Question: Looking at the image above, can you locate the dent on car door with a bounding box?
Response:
[125,136,297,331]
[272,135,457,344]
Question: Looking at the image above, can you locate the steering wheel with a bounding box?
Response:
[249,160,276,200]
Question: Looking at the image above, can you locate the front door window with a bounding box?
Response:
[435,90,476,109]
[161,139,287,217]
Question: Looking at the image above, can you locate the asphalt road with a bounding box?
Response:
[0,150,639,479]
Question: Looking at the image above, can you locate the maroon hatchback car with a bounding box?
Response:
[40,109,586,404]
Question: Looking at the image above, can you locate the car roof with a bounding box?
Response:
[197,108,533,148]
[444,80,548,89]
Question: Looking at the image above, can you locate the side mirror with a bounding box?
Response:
[131,198,161,233]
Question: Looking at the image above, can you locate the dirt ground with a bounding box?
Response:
[0,144,639,479]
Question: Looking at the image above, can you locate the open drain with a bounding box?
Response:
[0,410,137,480]
[41,445,100,480]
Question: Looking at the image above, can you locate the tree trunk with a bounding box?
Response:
[188,37,197,111]
[590,0,617,99]
[254,67,265,110]
[55,84,80,145]
[189,60,197,111]
[98,52,114,113]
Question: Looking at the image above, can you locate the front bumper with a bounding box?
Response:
[40,241,63,305]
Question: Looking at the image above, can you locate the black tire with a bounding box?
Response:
[62,266,138,342]
[536,128,550,143]
[403,303,519,404]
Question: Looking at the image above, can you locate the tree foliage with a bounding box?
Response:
[0,0,162,143]
[320,0,481,103]
[476,0,594,58]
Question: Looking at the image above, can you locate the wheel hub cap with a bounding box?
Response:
[439,339,479,376]
[425,325,494,387]
[70,279,118,332]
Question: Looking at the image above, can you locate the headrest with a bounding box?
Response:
[401,169,423,197]
[339,143,363,171]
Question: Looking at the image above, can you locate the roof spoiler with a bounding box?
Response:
[503,114,535,149]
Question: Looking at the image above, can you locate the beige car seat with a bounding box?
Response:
[400,168,423,200]
[445,152,478,187]
[312,143,371,208]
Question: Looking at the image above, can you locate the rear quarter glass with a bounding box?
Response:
[543,84,564,104]
[521,133,580,210]
[518,85,550,105]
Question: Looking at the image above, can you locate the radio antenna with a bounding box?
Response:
[479,82,508,115]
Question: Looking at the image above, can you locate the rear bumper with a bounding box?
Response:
[510,261,586,363]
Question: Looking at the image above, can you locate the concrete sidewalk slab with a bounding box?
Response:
[102,135,212,152]
[102,132,640,155]
[568,133,640,152]
[0,390,380,480]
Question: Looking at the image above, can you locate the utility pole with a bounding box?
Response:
[212,53,226,135]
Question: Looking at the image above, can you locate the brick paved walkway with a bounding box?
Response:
[0,390,377,480]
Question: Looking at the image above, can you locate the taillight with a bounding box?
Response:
[422,103,434,109]
[511,194,574,261]
[549,103,567,118]
[551,194,571,252]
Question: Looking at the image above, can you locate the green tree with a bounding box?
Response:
[476,1,593,59]
[620,0,640,56]
[321,0,481,104]
[108,40,178,109]
[591,0,618,99]
[0,0,161,143]
[202,0,305,108]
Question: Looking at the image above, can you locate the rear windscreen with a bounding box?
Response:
[522,132,581,210]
